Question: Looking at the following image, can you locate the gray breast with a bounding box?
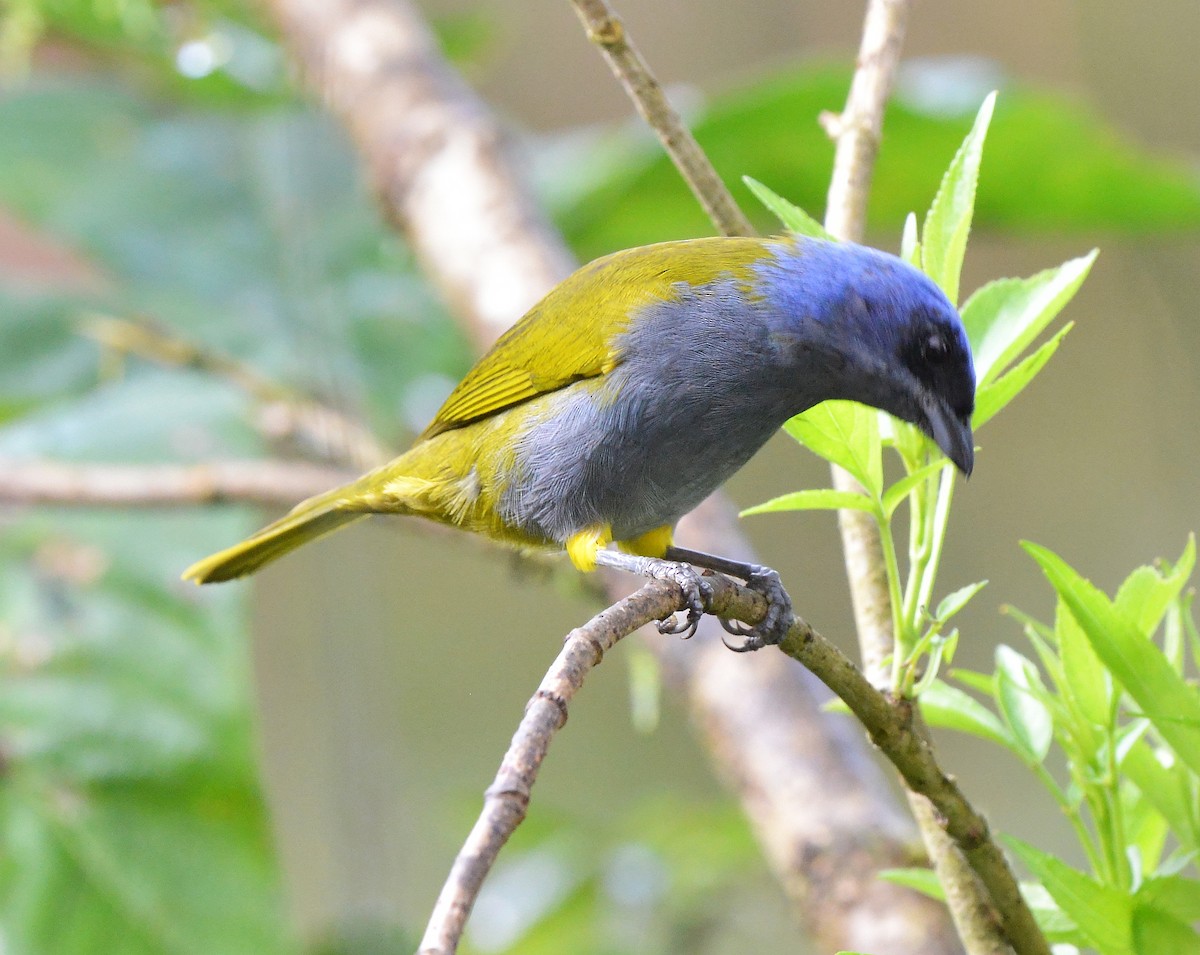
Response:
[499,280,811,544]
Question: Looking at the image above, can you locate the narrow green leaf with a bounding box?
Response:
[878,867,945,901]
[1132,904,1199,955]
[951,668,996,696]
[1005,835,1134,955]
[922,91,996,304]
[1114,535,1195,637]
[962,252,1097,385]
[935,581,988,624]
[1121,741,1200,852]
[742,176,832,239]
[1135,875,1200,927]
[1056,597,1113,729]
[973,322,1073,428]
[995,645,1054,763]
[919,679,1015,750]
[1021,881,1090,945]
[900,212,921,268]
[784,400,883,495]
[1023,542,1200,778]
[741,488,873,517]
[912,631,957,695]
[881,458,951,518]
[878,415,926,469]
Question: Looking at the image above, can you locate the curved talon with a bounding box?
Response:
[717,566,793,653]
[658,610,701,640]
[722,631,769,653]
[720,617,753,637]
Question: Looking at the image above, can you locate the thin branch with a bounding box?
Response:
[0,460,354,509]
[568,0,755,238]
[819,4,1031,953]
[82,313,389,470]
[268,3,957,952]
[821,0,910,685]
[417,581,686,955]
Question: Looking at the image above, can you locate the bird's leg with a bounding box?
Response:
[591,549,714,640]
[663,546,793,653]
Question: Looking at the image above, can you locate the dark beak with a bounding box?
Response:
[922,394,974,476]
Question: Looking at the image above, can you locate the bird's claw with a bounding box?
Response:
[645,560,713,641]
[719,566,792,653]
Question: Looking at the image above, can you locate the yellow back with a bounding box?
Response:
[421,237,774,439]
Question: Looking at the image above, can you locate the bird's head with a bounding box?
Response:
[755,236,977,475]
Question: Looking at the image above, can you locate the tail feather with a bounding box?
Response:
[183,490,369,584]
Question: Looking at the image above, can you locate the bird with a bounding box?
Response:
[183,234,975,649]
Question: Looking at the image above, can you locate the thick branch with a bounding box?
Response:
[0,459,352,509]
[263,0,575,343]
[568,0,754,237]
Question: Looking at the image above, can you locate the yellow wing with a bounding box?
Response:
[421,237,771,439]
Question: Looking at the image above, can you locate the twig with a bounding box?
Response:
[819,4,1035,953]
[0,460,353,509]
[568,0,755,238]
[81,314,389,470]
[269,2,957,951]
[417,581,685,954]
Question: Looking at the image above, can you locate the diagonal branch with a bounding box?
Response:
[568,0,754,237]
[420,566,1048,955]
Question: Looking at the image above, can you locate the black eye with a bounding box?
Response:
[923,333,949,363]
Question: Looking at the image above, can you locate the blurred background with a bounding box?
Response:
[0,0,1197,953]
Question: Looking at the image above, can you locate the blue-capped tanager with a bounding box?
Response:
[184,235,975,648]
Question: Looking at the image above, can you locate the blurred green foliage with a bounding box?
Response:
[550,63,1200,258]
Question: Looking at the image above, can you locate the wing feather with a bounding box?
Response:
[420,237,772,439]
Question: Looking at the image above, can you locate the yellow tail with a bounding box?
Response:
[182,485,369,584]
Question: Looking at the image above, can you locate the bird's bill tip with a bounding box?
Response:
[923,396,974,477]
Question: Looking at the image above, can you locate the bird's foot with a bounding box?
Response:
[716,566,792,652]
[664,548,794,652]
[592,550,714,639]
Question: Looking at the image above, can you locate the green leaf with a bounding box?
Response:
[1135,876,1200,927]
[1133,900,1199,955]
[742,176,832,239]
[921,91,995,304]
[919,679,1015,751]
[1056,597,1113,729]
[1023,542,1200,779]
[1006,835,1134,955]
[935,581,988,624]
[962,252,1097,385]
[1114,536,1195,638]
[784,400,882,495]
[741,488,874,517]
[900,212,921,268]
[994,645,1053,763]
[878,867,945,901]
[880,458,951,518]
[973,322,1073,428]
[1121,741,1200,852]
